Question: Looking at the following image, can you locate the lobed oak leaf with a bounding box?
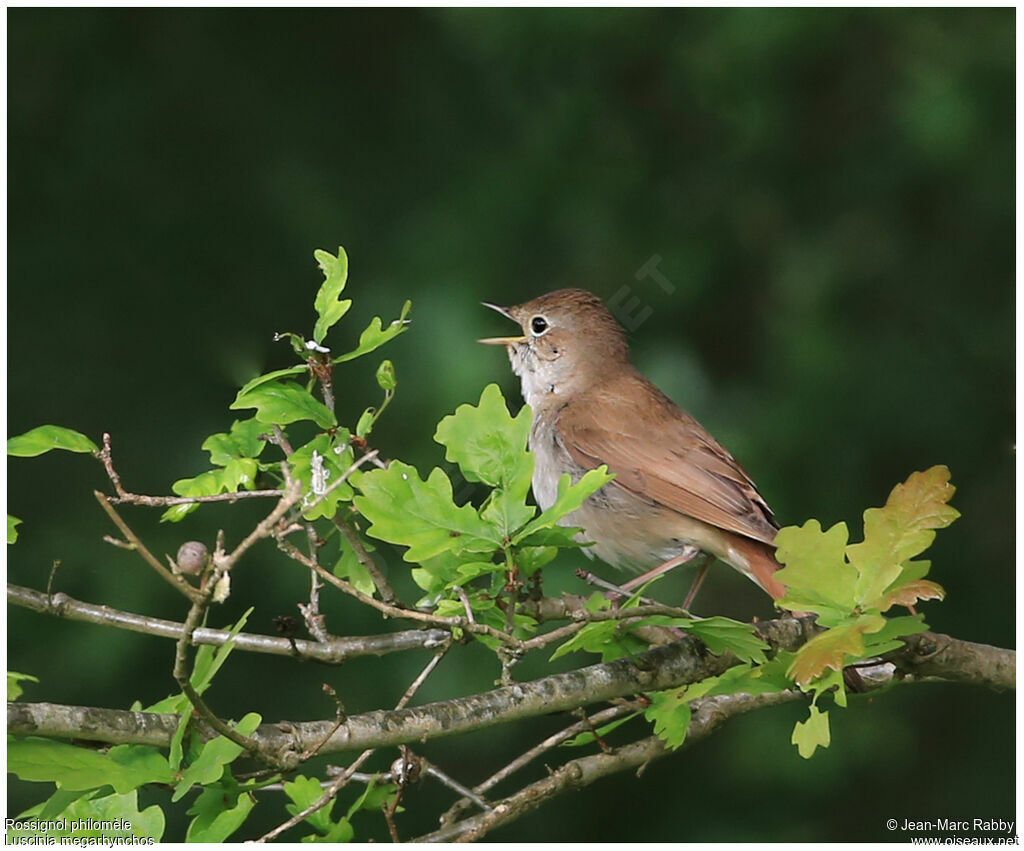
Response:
[786,613,886,687]
[879,579,946,611]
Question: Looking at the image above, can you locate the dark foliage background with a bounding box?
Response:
[7,8,1014,842]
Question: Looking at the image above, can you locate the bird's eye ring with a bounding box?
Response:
[530,315,549,336]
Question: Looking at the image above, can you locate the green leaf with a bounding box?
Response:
[290,433,356,520]
[316,818,356,842]
[561,713,640,747]
[860,612,929,656]
[645,689,692,750]
[190,609,253,694]
[355,408,375,439]
[144,609,252,770]
[8,671,39,700]
[172,713,262,801]
[202,418,267,465]
[684,617,769,665]
[692,660,794,699]
[334,537,375,597]
[792,704,831,758]
[434,384,532,491]
[376,359,397,391]
[231,380,336,429]
[332,300,412,364]
[512,468,615,545]
[186,786,255,843]
[549,595,652,662]
[8,515,22,544]
[354,461,499,563]
[8,739,172,793]
[284,775,335,834]
[13,791,165,841]
[435,384,536,536]
[312,247,352,344]
[774,519,858,617]
[162,459,260,523]
[7,425,98,457]
[236,364,309,398]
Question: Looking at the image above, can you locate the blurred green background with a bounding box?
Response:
[7,7,1014,842]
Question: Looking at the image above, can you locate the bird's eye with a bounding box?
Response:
[530,315,549,336]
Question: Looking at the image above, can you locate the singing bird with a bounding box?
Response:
[480,288,786,603]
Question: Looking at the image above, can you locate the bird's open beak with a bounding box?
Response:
[478,302,526,345]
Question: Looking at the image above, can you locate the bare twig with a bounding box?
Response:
[396,649,449,711]
[173,596,273,766]
[275,538,518,648]
[8,582,450,662]
[215,467,303,574]
[332,514,395,602]
[440,701,641,826]
[451,586,476,624]
[255,748,377,843]
[256,646,449,842]
[299,524,330,643]
[93,491,204,603]
[98,433,283,506]
[416,691,802,842]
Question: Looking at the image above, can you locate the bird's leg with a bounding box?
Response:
[681,555,712,611]
[620,545,701,592]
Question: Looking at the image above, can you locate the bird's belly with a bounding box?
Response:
[530,421,708,573]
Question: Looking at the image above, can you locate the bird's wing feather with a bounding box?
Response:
[557,380,778,547]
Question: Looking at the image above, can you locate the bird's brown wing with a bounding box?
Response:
[557,379,779,547]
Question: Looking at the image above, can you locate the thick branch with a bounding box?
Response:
[8,626,1011,760]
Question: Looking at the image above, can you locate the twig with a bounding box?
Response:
[98,433,283,506]
[301,450,381,515]
[275,538,517,648]
[423,762,493,814]
[173,596,274,766]
[270,425,295,457]
[45,560,61,598]
[300,685,348,762]
[256,647,449,842]
[8,582,450,662]
[299,524,330,643]
[109,490,285,507]
[332,514,395,602]
[255,748,377,843]
[93,491,204,603]
[396,649,449,710]
[215,468,303,574]
[417,691,802,842]
[439,701,640,826]
[451,586,476,624]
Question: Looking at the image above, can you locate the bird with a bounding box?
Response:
[479,287,786,605]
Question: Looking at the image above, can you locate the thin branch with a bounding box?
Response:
[92,491,204,603]
[98,432,282,506]
[7,584,450,663]
[173,597,271,766]
[275,538,518,647]
[415,690,803,842]
[254,748,376,843]
[216,468,303,573]
[332,514,395,602]
[255,648,448,842]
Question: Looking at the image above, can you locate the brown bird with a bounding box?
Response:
[479,288,786,604]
